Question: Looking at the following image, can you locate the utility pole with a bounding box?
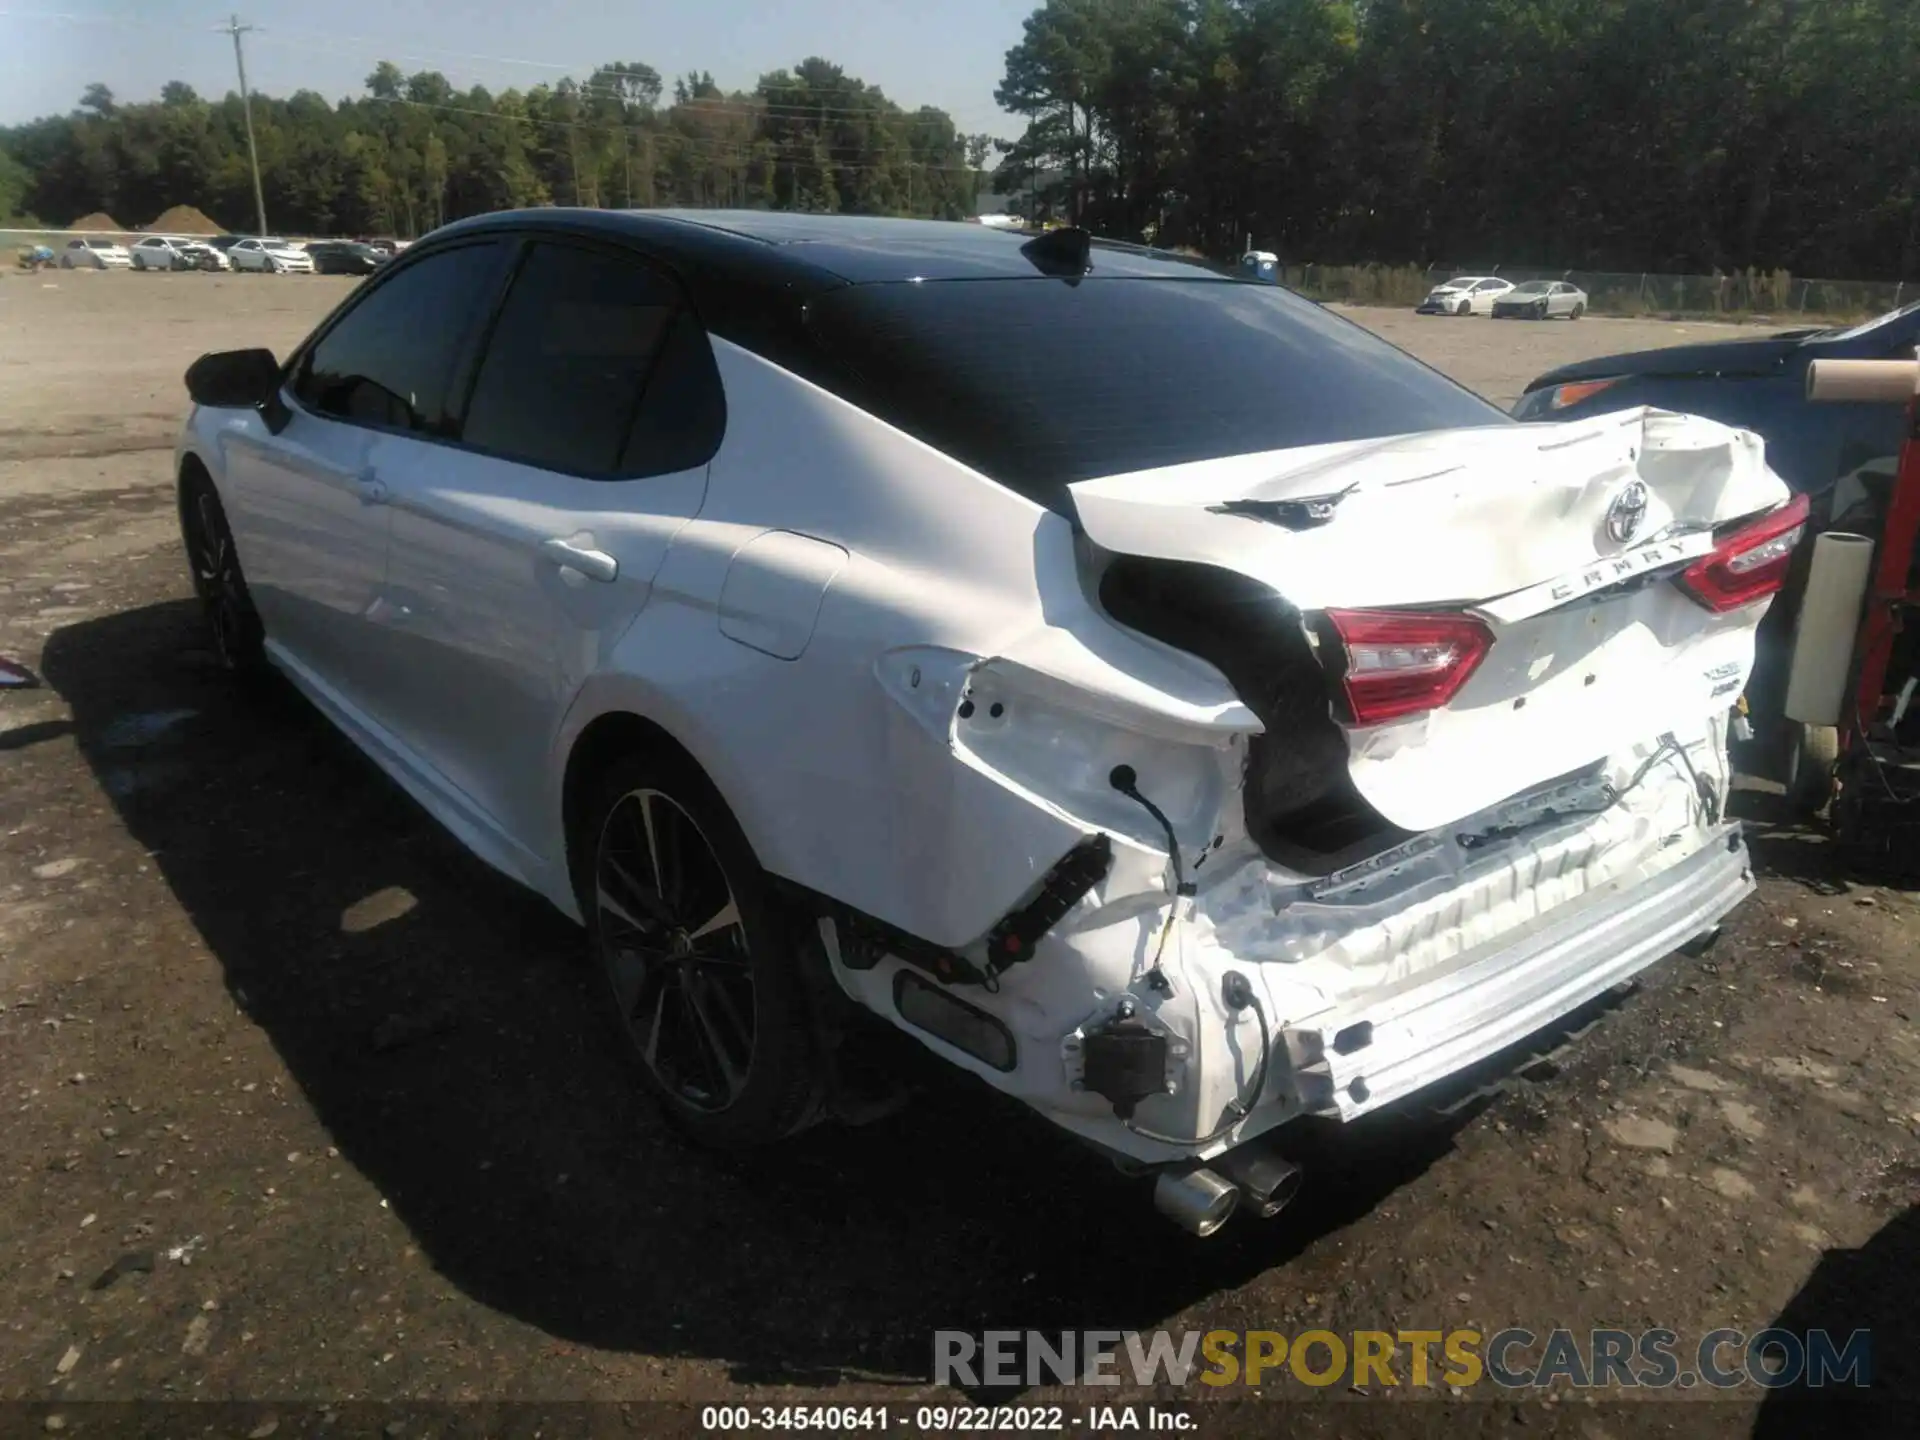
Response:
[220,14,268,236]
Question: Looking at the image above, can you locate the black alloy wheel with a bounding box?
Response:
[181,476,264,672]
[581,755,822,1148]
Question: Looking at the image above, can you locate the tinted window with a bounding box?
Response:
[292,240,508,436]
[619,310,728,476]
[461,241,715,478]
[804,278,1509,510]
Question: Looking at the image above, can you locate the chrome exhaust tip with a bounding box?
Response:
[1215,1146,1303,1220]
[1153,1166,1240,1237]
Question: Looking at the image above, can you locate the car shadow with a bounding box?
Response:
[1727,786,1854,897]
[45,599,1540,1388]
[1750,1204,1917,1437]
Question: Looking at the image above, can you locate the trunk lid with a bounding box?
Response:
[1526,336,1803,391]
[1069,407,1793,834]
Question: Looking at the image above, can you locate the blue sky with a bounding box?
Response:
[0,0,1035,136]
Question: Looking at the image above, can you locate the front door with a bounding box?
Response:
[216,238,514,725]
[376,237,726,851]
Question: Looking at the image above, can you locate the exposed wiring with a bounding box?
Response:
[1658,730,1721,825]
[1456,731,1711,849]
[1124,971,1271,1149]
[1108,765,1195,990]
[1108,765,1193,897]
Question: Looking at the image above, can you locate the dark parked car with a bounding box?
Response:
[306,240,386,275]
[1514,298,1920,500]
[1514,296,1920,765]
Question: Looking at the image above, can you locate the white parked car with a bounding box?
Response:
[132,235,192,270]
[1494,279,1589,320]
[59,237,133,269]
[228,237,315,273]
[130,235,231,271]
[182,241,233,271]
[173,211,1800,1235]
[1416,275,1514,316]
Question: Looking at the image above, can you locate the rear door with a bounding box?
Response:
[375,235,725,847]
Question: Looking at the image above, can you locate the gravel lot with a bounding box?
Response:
[1,270,1914,1435]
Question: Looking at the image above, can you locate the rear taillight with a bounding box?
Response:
[1675,493,1810,612]
[1324,609,1494,725]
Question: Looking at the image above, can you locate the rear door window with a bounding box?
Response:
[804,278,1509,511]
[459,240,724,479]
[290,240,510,437]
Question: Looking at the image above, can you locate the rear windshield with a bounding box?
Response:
[803,277,1508,511]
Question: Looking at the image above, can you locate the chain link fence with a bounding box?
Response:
[9,222,1914,325]
[1286,262,1913,324]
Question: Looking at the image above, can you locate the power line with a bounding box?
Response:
[0,8,1002,127]
[238,21,583,74]
[361,94,987,174]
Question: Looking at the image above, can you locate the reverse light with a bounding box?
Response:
[1676,493,1811,612]
[1324,609,1495,725]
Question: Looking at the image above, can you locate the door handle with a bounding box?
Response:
[541,536,619,583]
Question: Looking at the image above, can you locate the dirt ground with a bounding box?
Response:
[1,269,1915,1436]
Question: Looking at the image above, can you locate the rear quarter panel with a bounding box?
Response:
[551,339,1242,947]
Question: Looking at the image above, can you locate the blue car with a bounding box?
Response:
[1515,298,1920,505]
[1514,297,1920,769]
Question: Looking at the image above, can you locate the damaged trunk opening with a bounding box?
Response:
[1096,553,1414,875]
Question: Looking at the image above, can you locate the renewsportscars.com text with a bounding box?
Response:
[934,1327,1873,1390]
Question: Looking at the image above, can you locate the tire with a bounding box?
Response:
[1785,722,1840,816]
[1456,300,1472,317]
[576,753,824,1149]
[179,471,266,673]
[1570,302,1586,320]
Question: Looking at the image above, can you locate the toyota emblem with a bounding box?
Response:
[1605,480,1650,545]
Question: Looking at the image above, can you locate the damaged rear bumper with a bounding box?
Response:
[1284,822,1753,1121]
[825,722,1756,1168]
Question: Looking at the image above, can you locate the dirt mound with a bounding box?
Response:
[66,211,123,232]
[148,204,222,235]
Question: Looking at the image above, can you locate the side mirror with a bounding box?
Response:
[185,348,281,410]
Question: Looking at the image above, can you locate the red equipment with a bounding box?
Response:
[1803,356,1920,872]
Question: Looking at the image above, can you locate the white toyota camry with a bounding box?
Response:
[173,210,1802,1235]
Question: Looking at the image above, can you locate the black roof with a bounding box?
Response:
[427,207,1231,287]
